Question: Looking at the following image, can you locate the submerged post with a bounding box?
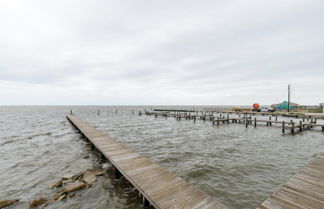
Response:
[282,121,285,133]
[254,118,257,127]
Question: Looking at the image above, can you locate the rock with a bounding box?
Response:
[29,197,46,209]
[62,181,86,193]
[71,172,85,182]
[82,172,96,185]
[55,194,66,202]
[61,178,73,185]
[53,193,62,201]
[49,179,62,188]
[87,168,103,176]
[0,199,19,208]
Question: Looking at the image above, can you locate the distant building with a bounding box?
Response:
[272,101,299,111]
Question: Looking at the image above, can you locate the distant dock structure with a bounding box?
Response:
[142,109,324,134]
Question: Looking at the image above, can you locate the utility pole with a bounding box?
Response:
[288,84,291,112]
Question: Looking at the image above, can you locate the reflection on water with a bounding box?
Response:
[1,106,324,209]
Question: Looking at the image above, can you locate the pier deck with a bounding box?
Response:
[258,152,324,209]
[67,115,227,209]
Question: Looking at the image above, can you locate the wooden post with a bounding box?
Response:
[254,118,257,127]
[245,118,248,128]
[98,110,100,115]
[194,116,196,123]
[322,127,324,131]
[116,109,118,114]
[275,115,278,121]
[282,121,285,133]
[291,122,295,134]
[70,109,73,115]
[299,121,303,131]
[143,197,149,207]
[217,117,219,125]
[132,110,134,115]
[139,111,142,116]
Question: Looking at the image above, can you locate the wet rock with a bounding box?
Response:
[71,172,85,182]
[0,199,19,208]
[61,178,73,185]
[87,168,103,176]
[82,172,96,185]
[55,194,66,202]
[62,181,86,193]
[49,179,62,188]
[29,197,46,209]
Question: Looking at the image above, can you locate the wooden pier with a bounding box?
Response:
[67,115,228,209]
[258,152,324,209]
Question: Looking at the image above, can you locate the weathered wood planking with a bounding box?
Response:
[257,152,324,209]
[67,115,228,209]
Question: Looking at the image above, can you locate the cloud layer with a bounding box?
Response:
[1,0,324,105]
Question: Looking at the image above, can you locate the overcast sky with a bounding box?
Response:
[0,0,323,105]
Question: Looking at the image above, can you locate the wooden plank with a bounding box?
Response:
[67,115,228,209]
[258,152,324,209]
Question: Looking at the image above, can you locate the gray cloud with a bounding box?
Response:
[0,0,323,105]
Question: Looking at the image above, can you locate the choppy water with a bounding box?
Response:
[1,106,324,209]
